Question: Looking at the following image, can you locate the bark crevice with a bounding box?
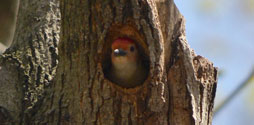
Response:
[0,0,217,124]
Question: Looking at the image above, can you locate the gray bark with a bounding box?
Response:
[0,0,60,123]
[0,0,217,124]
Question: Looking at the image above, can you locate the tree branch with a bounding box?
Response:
[214,67,254,116]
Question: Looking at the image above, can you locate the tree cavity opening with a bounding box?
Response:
[101,23,150,89]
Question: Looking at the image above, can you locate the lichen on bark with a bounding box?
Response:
[0,0,60,123]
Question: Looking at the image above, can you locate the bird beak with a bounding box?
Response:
[113,48,126,56]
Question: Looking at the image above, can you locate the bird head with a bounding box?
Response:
[111,37,138,69]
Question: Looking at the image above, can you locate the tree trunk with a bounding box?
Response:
[0,0,19,53]
[0,0,218,124]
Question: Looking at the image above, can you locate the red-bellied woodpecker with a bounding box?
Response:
[108,37,148,88]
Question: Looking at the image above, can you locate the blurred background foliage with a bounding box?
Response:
[0,0,253,124]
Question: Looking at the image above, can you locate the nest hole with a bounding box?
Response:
[101,23,150,88]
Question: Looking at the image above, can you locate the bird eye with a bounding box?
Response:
[130,46,135,52]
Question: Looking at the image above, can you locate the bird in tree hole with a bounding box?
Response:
[108,37,148,88]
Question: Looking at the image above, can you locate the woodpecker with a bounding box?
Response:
[108,37,148,88]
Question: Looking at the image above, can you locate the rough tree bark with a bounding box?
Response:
[0,0,218,124]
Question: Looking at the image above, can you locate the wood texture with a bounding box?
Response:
[0,0,217,124]
[0,0,60,123]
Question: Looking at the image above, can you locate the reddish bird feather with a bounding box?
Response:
[112,37,135,50]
